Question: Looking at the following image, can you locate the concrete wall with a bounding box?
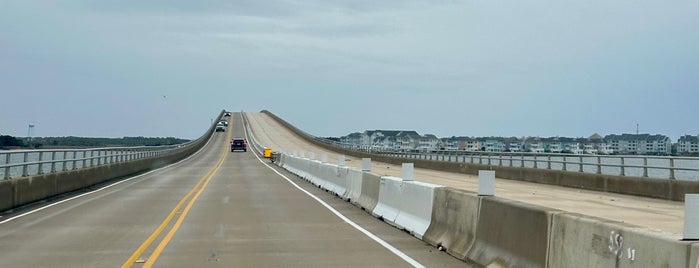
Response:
[423,187,480,260]
[549,212,694,267]
[357,172,380,212]
[276,152,698,267]
[0,111,223,212]
[262,110,699,201]
[468,197,555,268]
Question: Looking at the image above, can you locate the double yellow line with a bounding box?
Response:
[121,120,232,268]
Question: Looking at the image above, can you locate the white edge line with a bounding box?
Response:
[243,117,425,268]
[0,130,217,225]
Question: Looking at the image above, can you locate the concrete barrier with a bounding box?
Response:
[357,172,381,212]
[271,146,698,268]
[394,180,441,239]
[315,162,347,196]
[282,156,311,182]
[13,176,56,208]
[423,187,480,260]
[0,180,12,211]
[691,243,699,268]
[372,176,403,224]
[467,196,555,268]
[344,168,363,203]
[548,212,692,267]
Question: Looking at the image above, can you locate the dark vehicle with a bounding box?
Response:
[231,138,247,152]
[224,111,231,117]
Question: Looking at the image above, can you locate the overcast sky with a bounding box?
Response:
[1,1,698,140]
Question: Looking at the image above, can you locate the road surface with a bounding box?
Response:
[0,113,464,267]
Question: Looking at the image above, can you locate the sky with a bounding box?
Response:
[1,1,698,140]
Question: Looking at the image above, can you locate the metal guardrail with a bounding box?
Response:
[1,110,227,180]
[257,110,699,181]
[308,137,699,181]
[0,142,196,180]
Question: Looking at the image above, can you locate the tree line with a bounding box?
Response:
[1,135,190,149]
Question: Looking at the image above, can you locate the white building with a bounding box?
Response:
[417,134,440,151]
[678,135,699,154]
[604,134,672,155]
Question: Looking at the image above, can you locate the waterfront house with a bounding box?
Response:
[418,134,440,151]
[465,138,481,151]
[523,137,545,153]
[604,134,672,155]
[678,135,699,155]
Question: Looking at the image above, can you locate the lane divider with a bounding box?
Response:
[242,114,425,268]
[121,116,233,267]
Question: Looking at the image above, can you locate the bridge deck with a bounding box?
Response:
[0,113,463,267]
[246,112,684,236]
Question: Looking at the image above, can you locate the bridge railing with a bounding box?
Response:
[0,142,196,180]
[257,110,699,181]
[308,137,699,181]
[0,110,228,180]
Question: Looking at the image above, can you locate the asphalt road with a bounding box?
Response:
[0,113,465,267]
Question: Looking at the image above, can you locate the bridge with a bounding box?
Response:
[0,111,697,267]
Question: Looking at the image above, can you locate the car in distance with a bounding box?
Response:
[219,119,228,126]
[224,111,231,117]
[230,138,247,152]
[215,122,226,132]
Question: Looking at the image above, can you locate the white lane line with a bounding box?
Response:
[0,133,217,225]
[244,129,425,268]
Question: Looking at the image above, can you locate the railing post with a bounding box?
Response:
[533,156,538,168]
[51,151,57,173]
[97,150,102,166]
[670,158,676,180]
[73,151,79,170]
[37,151,44,174]
[509,155,514,167]
[579,156,583,172]
[62,151,68,172]
[563,156,567,171]
[597,156,602,174]
[82,151,88,169]
[547,156,551,169]
[620,157,625,176]
[90,150,95,167]
[4,153,10,179]
[642,157,648,177]
[22,152,29,177]
[521,155,524,168]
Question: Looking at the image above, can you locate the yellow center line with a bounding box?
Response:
[121,117,233,267]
